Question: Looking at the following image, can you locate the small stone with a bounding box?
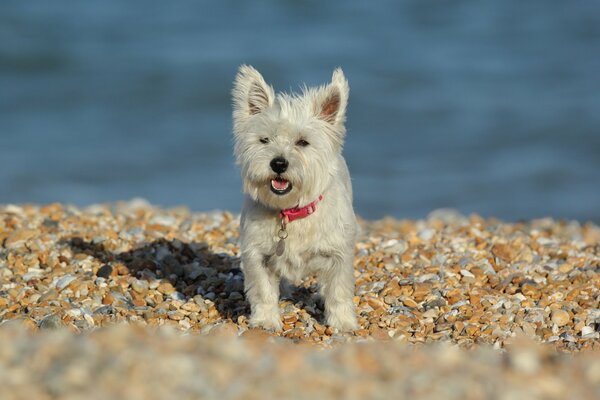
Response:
[453,321,465,333]
[558,263,574,273]
[314,323,326,335]
[356,281,386,295]
[167,311,184,321]
[38,289,58,303]
[354,328,370,337]
[204,292,216,301]
[402,297,419,308]
[22,268,44,281]
[96,265,113,279]
[5,229,37,249]
[131,295,146,307]
[149,214,177,227]
[369,326,391,340]
[157,282,176,295]
[285,328,305,340]
[491,243,514,262]
[469,294,480,306]
[55,275,76,290]
[460,269,475,278]
[181,302,201,313]
[170,292,186,301]
[418,229,435,241]
[229,292,244,301]
[93,305,114,315]
[102,293,114,305]
[366,296,387,310]
[282,314,298,325]
[39,314,64,330]
[465,325,480,336]
[381,239,408,254]
[131,279,148,294]
[209,322,238,337]
[551,309,570,327]
[581,326,595,337]
[422,309,439,319]
[242,328,272,342]
[65,308,82,318]
[412,283,432,301]
[424,296,446,309]
[560,332,577,342]
[179,319,191,330]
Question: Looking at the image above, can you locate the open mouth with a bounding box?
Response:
[270,177,292,195]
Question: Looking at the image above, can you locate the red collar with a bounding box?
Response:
[280,195,324,223]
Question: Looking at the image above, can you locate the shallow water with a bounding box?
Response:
[1,1,599,221]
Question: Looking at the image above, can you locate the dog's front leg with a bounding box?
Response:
[319,253,359,332]
[242,254,282,331]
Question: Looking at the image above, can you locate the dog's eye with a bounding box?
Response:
[296,139,309,147]
[259,137,269,144]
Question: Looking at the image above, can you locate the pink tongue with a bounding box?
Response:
[272,179,288,190]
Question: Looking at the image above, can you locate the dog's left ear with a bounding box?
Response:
[315,68,349,127]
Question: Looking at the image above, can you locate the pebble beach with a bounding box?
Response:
[1,200,600,398]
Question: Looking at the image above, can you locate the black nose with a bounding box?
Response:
[270,157,288,174]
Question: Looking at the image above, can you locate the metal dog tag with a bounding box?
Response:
[275,217,288,256]
[275,238,285,256]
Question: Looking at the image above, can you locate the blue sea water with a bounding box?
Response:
[1,1,599,222]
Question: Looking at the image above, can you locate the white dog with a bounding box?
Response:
[232,65,358,332]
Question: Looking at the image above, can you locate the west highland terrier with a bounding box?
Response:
[232,65,359,332]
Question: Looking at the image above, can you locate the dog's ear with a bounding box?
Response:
[315,68,349,126]
[232,65,274,127]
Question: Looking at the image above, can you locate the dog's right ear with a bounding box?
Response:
[232,65,274,128]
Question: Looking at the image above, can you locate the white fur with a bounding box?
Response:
[232,65,359,332]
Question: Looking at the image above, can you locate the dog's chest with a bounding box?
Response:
[276,219,318,256]
[267,217,327,279]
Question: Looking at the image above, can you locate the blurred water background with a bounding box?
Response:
[1,1,599,222]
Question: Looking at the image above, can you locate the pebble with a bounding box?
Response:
[418,229,435,241]
[551,310,570,327]
[169,292,186,301]
[5,229,37,249]
[38,314,64,330]
[356,281,385,295]
[167,311,184,321]
[381,239,408,254]
[401,298,419,308]
[55,275,76,290]
[96,265,113,278]
[22,268,44,281]
[157,282,175,295]
[460,269,475,278]
[581,326,596,338]
[131,279,149,294]
[208,322,238,337]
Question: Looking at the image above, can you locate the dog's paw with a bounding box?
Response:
[249,309,283,331]
[326,312,359,332]
[249,316,283,331]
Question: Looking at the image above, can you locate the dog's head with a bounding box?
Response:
[232,65,349,210]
